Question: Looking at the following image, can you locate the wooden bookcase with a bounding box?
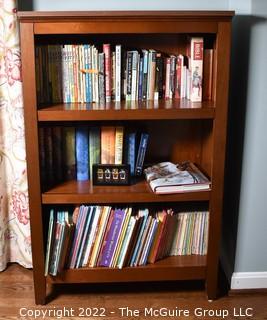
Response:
[18,11,233,305]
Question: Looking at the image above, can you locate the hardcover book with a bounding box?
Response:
[144,161,210,194]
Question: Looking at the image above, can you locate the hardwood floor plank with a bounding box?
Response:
[0,264,267,319]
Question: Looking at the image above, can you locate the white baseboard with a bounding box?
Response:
[231,272,267,289]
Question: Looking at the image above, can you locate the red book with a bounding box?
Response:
[103,44,111,103]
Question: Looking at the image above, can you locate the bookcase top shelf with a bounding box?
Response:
[38,101,215,121]
[18,11,235,20]
[42,180,210,204]
[47,255,206,283]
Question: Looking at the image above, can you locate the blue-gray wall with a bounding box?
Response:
[233,0,267,272]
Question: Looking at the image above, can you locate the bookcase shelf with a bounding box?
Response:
[37,101,215,122]
[42,180,210,204]
[19,10,233,305]
[47,256,206,283]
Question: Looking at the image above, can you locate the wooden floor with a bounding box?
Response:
[0,264,267,319]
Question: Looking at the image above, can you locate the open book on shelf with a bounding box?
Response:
[144,161,210,194]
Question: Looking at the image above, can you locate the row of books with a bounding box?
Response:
[35,37,208,106]
[39,126,149,186]
[45,206,209,276]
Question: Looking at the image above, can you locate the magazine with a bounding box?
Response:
[144,161,210,194]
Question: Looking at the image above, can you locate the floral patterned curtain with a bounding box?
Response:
[0,0,32,271]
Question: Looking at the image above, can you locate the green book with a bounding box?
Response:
[89,127,101,180]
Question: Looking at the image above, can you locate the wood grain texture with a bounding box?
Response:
[1,264,267,320]
[38,101,215,122]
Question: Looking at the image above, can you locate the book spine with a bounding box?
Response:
[131,51,138,101]
[169,55,176,100]
[138,57,143,100]
[115,126,124,165]
[111,51,115,101]
[63,127,76,180]
[135,133,149,176]
[165,57,171,100]
[115,45,121,102]
[98,52,105,104]
[44,209,55,276]
[99,209,125,267]
[175,55,182,99]
[101,126,115,164]
[52,126,63,183]
[89,127,101,179]
[126,51,133,102]
[142,50,148,100]
[103,44,111,103]
[190,37,203,102]
[148,50,156,101]
[76,127,89,181]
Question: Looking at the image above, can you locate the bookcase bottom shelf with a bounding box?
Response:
[47,255,206,284]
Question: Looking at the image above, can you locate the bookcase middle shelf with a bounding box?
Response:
[42,180,210,204]
[37,101,215,122]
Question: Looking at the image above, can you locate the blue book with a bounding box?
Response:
[76,127,89,181]
[125,132,136,176]
[135,133,149,176]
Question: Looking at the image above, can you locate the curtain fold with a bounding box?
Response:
[0,0,32,270]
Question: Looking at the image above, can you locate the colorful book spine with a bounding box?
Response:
[189,37,203,102]
[101,126,115,164]
[125,132,136,176]
[98,52,105,104]
[76,127,89,181]
[135,133,149,176]
[99,209,125,267]
[115,126,124,165]
[103,44,111,103]
[89,127,101,179]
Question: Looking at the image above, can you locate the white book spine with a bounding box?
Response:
[115,45,121,102]
[190,37,203,102]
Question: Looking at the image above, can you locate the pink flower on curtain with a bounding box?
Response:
[4,49,21,85]
[12,191,29,225]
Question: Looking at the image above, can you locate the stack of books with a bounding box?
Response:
[45,206,209,276]
[35,37,208,106]
[39,126,149,187]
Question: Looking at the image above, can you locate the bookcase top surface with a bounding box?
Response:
[17,10,235,21]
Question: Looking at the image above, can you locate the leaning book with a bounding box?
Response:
[144,161,210,194]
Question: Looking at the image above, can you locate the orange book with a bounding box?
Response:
[101,126,115,164]
[147,211,167,263]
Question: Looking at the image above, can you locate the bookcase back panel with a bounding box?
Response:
[34,21,218,35]
[143,120,213,176]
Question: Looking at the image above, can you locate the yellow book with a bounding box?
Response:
[88,207,111,267]
[115,126,124,164]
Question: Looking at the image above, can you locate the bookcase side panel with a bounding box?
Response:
[20,22,46,305]
[206,21,232,300]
